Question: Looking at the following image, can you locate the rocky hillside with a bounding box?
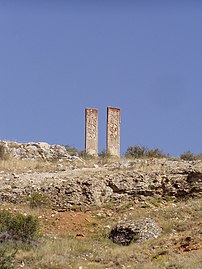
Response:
[0,141,201,210]
[0,141,202,269]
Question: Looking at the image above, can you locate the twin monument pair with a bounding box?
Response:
[85,107,121,157]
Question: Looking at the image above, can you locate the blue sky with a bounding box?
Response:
[0,0,201,156]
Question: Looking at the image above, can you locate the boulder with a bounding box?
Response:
[109,218,162,246]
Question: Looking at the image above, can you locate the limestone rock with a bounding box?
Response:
[0,150,202,209]
[109,218,162,245]
[0,140,80,161]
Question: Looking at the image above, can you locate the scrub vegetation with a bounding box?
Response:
[0,196,201,269]
[0,146,201,268]
[124,146,167,159]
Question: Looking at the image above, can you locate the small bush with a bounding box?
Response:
[0,247,16,269]
[146,148,166,158]
[125,146,166,158]
[180,151,195,161]
[180,151,202,161]
[0,211,39,242]
[29,192,50,209]
[125,146,146,158]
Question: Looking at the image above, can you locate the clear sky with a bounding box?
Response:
[0,0,201,156]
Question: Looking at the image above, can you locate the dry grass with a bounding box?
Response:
[0,159,55,173]
[0,196,201,269]
[0,156,109,174]
[0,157,201,268]
[0,155,178,174]
[0,158,84,173]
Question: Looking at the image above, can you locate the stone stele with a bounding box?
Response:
[106,107,121,157]
[85,108,98,156]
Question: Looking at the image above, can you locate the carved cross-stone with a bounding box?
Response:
[85,108,98,156]
[106,107,121,157]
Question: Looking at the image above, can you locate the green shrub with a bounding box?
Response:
[146,148,166,158]
[125,146,146,158]
[180,151,195,161]
[0,247,16,269]
[29,192,50,209]
[0,211,39,242]
[180,151,202,161]
[125,146,166,158]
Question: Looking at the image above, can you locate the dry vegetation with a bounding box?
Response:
[0,155,201,269]
[0,195,201,269]
[0,158,84,173]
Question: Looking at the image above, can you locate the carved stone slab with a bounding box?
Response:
[85,108,98,156]
[106,107,120,157]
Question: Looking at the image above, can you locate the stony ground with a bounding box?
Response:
[0,157,201,209]
[0,149,201,268]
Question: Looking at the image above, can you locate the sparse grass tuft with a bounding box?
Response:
[0,144,10,160]
[0,159,73,173]
[64,145,80,156]
[98,149,112,164]
[78,150,96,160]
[28,192,50,209]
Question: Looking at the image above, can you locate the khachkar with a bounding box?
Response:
[85,108,98,156]
[106,107,121,157]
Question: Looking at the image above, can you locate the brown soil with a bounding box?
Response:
[42,211,96,237]
[0,203,98,238]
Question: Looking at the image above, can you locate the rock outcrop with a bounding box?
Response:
[0,155,201,209]
[0,141,79,161]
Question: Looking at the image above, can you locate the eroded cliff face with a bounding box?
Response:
[0,155,201,209]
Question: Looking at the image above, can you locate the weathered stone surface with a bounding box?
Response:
[109,218,162,245]
[85,108,98,156]
[0,158,201,209]
[106,107,120,157]
[0,141,80,161]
